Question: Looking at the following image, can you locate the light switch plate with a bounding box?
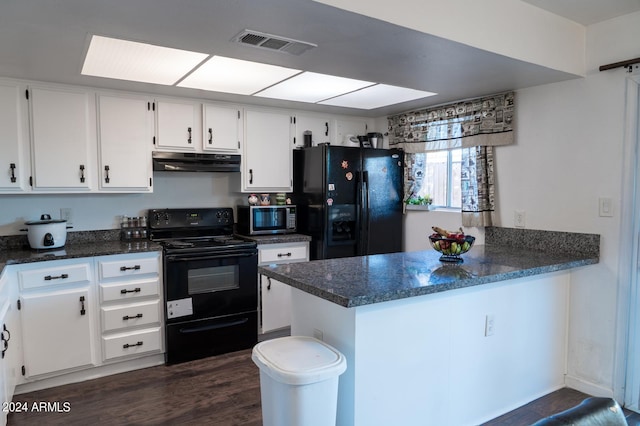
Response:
[599,197,613,217]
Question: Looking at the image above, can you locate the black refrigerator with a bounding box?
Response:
[293,144,404,260]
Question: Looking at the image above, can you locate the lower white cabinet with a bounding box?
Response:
[0,270,21,426]
[258,241,309,334]
[17,259,96,378]
[5,251,163,394]
[96,252,163,362]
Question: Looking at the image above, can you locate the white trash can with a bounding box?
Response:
[252,336,347,426]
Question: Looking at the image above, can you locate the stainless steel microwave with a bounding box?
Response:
[236,205,297,235]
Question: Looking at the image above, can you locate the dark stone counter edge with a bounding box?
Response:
[259,256,599,308]
[236,233,312,244]
[0,241,162,274]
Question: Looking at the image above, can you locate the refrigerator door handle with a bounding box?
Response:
[360,171,370,255]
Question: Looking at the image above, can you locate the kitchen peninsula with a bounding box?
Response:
[259,227,599,426]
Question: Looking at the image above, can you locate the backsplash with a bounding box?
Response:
[485,226,600,258]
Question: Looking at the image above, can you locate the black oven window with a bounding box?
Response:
[187,265,239,294]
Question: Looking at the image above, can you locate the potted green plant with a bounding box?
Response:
[405,195,433,210]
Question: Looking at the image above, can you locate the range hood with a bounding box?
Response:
[152,151,241,172]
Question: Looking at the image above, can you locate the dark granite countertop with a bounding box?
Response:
[259,227,600,308]
[236,233,312,245]
[0,230,162,273]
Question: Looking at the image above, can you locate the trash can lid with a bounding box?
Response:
[252,336,347,385]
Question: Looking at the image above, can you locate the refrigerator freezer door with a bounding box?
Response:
[362,149,404,254]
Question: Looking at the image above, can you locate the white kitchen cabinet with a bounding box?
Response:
[17,259,96,378]
[0,81,29,192]
[202,103,242,153]
[294,114,332,148]
[243,109,294,192]
[258,241,309,334]
[28,86,94,191]
[334,118,368,145]
[155,99,200,151]
[97,94,154,192]
[0,270,22,426]
[96,252,163,362]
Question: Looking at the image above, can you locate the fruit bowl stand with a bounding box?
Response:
[428,235,476,263]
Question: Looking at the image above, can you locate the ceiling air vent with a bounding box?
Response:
[233,30,316,56]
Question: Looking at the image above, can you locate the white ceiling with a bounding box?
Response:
[521,0,640,25]
[0,0,637,117]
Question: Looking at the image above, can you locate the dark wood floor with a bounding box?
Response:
[7,349,640,425]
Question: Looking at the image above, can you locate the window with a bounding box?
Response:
[412,148,462,208]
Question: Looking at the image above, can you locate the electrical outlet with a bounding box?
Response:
[60,208,73,225]
[485,314,495,337]
[514,210,526,228]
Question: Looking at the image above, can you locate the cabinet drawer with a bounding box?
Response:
[19,262,92,290]
[98,254,159,280]
[259,243,308,264]
[100,278,160,302]
[102,327,162,361]
[101,299,161,332]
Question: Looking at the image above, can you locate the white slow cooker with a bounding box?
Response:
[22,214,71,249]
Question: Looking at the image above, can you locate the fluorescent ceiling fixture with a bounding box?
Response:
[319,84,437,109]
[254,72,374,103]
[82,35,209,85]
[178,56,301,95]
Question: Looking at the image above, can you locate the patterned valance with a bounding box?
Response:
[388,92,515,153]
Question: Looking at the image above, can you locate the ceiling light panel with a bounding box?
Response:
[319,84,437,109]
[177,56,301,95]
[255,72,374,103]
[82,35,209,85]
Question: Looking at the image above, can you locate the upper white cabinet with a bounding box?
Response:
[0,82,28,192]
[97,94,153,192]
[155,99,200,151]
[243,109,294,192]
[334,118,368,145]
[203,103,242,153]
[28,86,94,191]
[294,114,332,148]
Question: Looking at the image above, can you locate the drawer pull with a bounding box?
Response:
[120,287,142,294]
[10,163,16,183]
[123,341,143,349]
[123,313,143,321]
[1,325,10,359]
[277,252,292,258]
[44,273,68,281]
[79,296,86,315]
[120,265,141,271]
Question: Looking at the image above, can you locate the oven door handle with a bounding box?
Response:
[165,252,256,262]
[178,317,249,334]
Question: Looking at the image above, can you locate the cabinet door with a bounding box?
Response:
[202,104,241,153]
[334,118,368,145]
[156,100,199,151]
[97,94,153,191]
[20,287,94,377]
[29,86,93,190]
[294,115,331,148]
[244,109,293,192]
[260,275,292,333]
[0,82,27,192]
[0,298,22,408]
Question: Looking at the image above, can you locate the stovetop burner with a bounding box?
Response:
[148,208,257,254]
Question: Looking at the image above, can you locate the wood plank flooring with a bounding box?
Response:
[7,348,640,425]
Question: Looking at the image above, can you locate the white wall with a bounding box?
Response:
[452,11,639,396]
[0,172,245,235]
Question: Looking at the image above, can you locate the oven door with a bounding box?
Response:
[164,248,258,321]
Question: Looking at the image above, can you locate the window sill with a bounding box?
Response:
[406,205,461,213]
[405,205,432,211]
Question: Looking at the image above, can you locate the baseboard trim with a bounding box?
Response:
[565,375,614,398]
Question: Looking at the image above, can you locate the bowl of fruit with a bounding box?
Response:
[428,226,475,263]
